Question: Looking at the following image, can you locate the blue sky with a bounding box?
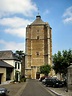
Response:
[0,0,72,54]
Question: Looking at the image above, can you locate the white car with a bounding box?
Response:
[42,78,48,84]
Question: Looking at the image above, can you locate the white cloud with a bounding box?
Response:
[0,0,37,51]
[5,28,26,38]
[0,40,5,44]
[0,0,37,17]
[0,40,25,52]
[0,17,31,28]
[63,6,72,23]
[0,17,31,38]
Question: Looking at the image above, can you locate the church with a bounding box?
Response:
[25,14,52,79]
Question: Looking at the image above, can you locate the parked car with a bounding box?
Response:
[39,76,46,82]
[0,87,9,96]
[39,76,50,82]
[42,77,51,85]
[45,78,64,87]
[42,78,46,84]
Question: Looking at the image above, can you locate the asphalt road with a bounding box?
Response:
[21,79,56,96]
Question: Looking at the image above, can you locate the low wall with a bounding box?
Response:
[68,64,72,90]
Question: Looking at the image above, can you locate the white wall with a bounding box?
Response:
[3,60,15,67]
[3,60,21,77]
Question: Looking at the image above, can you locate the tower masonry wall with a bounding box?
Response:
[25,16,52,79]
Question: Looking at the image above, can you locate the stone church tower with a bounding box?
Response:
[25,15,52,79]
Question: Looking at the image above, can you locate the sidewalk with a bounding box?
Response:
[0,82,27,96]
[39,79,72,96]
[48,87,72,96]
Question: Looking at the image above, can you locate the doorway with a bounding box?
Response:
[0,74,2,84]
[36,73,40,79]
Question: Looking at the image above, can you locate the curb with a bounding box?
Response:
[15,82,28,96]
[48,88,62,96]
[38,81,61,96]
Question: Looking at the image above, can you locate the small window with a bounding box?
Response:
[31,66,33,68]
[15,62,17,69]
[18,63,20,69]
[37,30,39,32]
[36,52,39,56]
[37,36,39,39]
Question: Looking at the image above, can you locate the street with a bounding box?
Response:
[21,79,56,96]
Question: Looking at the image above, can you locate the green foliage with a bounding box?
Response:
[20,78,26,82]
[53,49,72,75]
[14,50,25,61]
[20,75,26,82]
[40,64,51,76]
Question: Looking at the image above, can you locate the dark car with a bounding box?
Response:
[0,87,9,96]
[45,78,64,87]
[42,77,51,84]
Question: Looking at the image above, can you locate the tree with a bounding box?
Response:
[40,64,51,76]
[62,49,72,75]
[53,49,72,76]
[14,50,25,61]
[53,51,63,74]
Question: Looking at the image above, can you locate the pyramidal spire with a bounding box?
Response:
[31,8,45,25]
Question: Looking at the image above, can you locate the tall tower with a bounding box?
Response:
[25,15,52,79]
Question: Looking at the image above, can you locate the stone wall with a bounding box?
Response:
[0,68,6,83]
[25,16,52,79]
[68,65,72,90]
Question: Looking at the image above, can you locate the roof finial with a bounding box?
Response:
[36,7,41,19]
[38,7,40,16]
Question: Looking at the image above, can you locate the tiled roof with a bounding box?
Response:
[0,50,18,60]
[0,60,14,68]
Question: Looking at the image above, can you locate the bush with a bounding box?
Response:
[21,78,26,82]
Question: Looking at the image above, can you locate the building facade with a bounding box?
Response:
[25,15,52,79]
[0,50,21,84]
[0,60,14,84]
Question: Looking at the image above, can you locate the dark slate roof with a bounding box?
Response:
[0,50,19,60]
[0,60,14,68]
